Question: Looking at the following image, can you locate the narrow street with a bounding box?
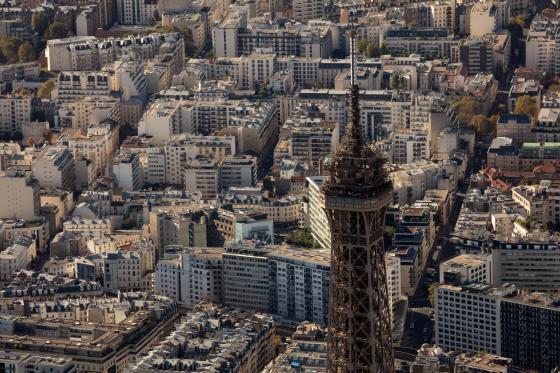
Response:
[400,179,468,349]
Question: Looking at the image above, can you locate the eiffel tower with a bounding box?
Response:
[322,31,394,372]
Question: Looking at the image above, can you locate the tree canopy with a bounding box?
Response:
[37,80,55,99]
[18,42,35,62]
[31,12,49,36]
[286,229,318,248]
[452,96,483,127]
[44,21,67,40]
[1,37,24,63]
[514,95,538,119]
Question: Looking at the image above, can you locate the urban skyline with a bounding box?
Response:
[0,0,558,371]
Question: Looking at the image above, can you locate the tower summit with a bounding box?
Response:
[323,31,394,372]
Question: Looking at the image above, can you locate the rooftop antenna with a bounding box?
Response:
[345,29,362,155]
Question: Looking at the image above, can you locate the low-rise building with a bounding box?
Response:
[129,303,275,372]
[0,236,35,280]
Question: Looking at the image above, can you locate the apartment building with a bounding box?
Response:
[464,73,498,114]
[381,28,457,59]
[57,96,121,131]
[223,245,270,313]
[148,209,210,254]
[116,0,157,25]
[129,304,275,372]
[495,114,533,145]
[436,283,560,372]
[59,122,119,176]
[306,176,330,250]
[163,134,236,185]
[0,352,75,373]
[45,33,184,72]
[111,152,143,191]
[490,232,560,291]
[260,196,302,226]
[32,145,76,191]
[269,246,330,325]
[1,217,50,253]
[185,157,219,200]
[439,253,492,285]
[0,62,40,83]
[293,0,324,23]
[435,283,501,355]
[54,71,111,102]
[89,248,153,292]
[219,155,257,190]
[137,99,194,142]
[277,104,339,172]
[0,94,31,135]
[0,236,36,280]
[0,169,40,220]
[392,131,430,164]
[428,1,456,31]
[213,10,331,58]
[106,58,147,101]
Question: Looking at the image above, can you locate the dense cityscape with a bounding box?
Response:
[0,0,557,371]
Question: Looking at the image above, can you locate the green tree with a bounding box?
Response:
[507,15,525,40]
[428,283,437,306]
[13,87,30,96]
[37,80,55,99]
[286,229,318,248]
[1,37,24,62]
[31,12,49,36]
[42,128,53,143]
[44,21,67,40]
[122,218,136,229]
[407,20,418,28]
[514,95,538,119]
[452,96,483,127]
[18,42,35,62]
[470,114,496,137]
[357,39,369,55]
[390,72,406,90]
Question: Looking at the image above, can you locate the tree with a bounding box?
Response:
[507,15,525,40]
[13,87,30,96]
[390,72,406,90]
[286,229,318,248]
[44,21,67,40]
[357,39,369,55]
[42,128,53,143]
[31,12,49,36]
[470,114,496,137]
[428,283,437,306]
[37,80,55,99]
[514,95,538,119]
[18,42,35,62]
[452,96,483,127]
[122,218,136,229]
[365,43,372,57]
[1,37,24,62]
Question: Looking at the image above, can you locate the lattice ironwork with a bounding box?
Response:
[323,33,394,373]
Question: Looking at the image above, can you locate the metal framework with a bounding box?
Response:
[323,33,394,372]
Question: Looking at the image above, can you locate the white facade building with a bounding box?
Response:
[32,145,76,191]
[111,152,144,191]
[0,170,40,220]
